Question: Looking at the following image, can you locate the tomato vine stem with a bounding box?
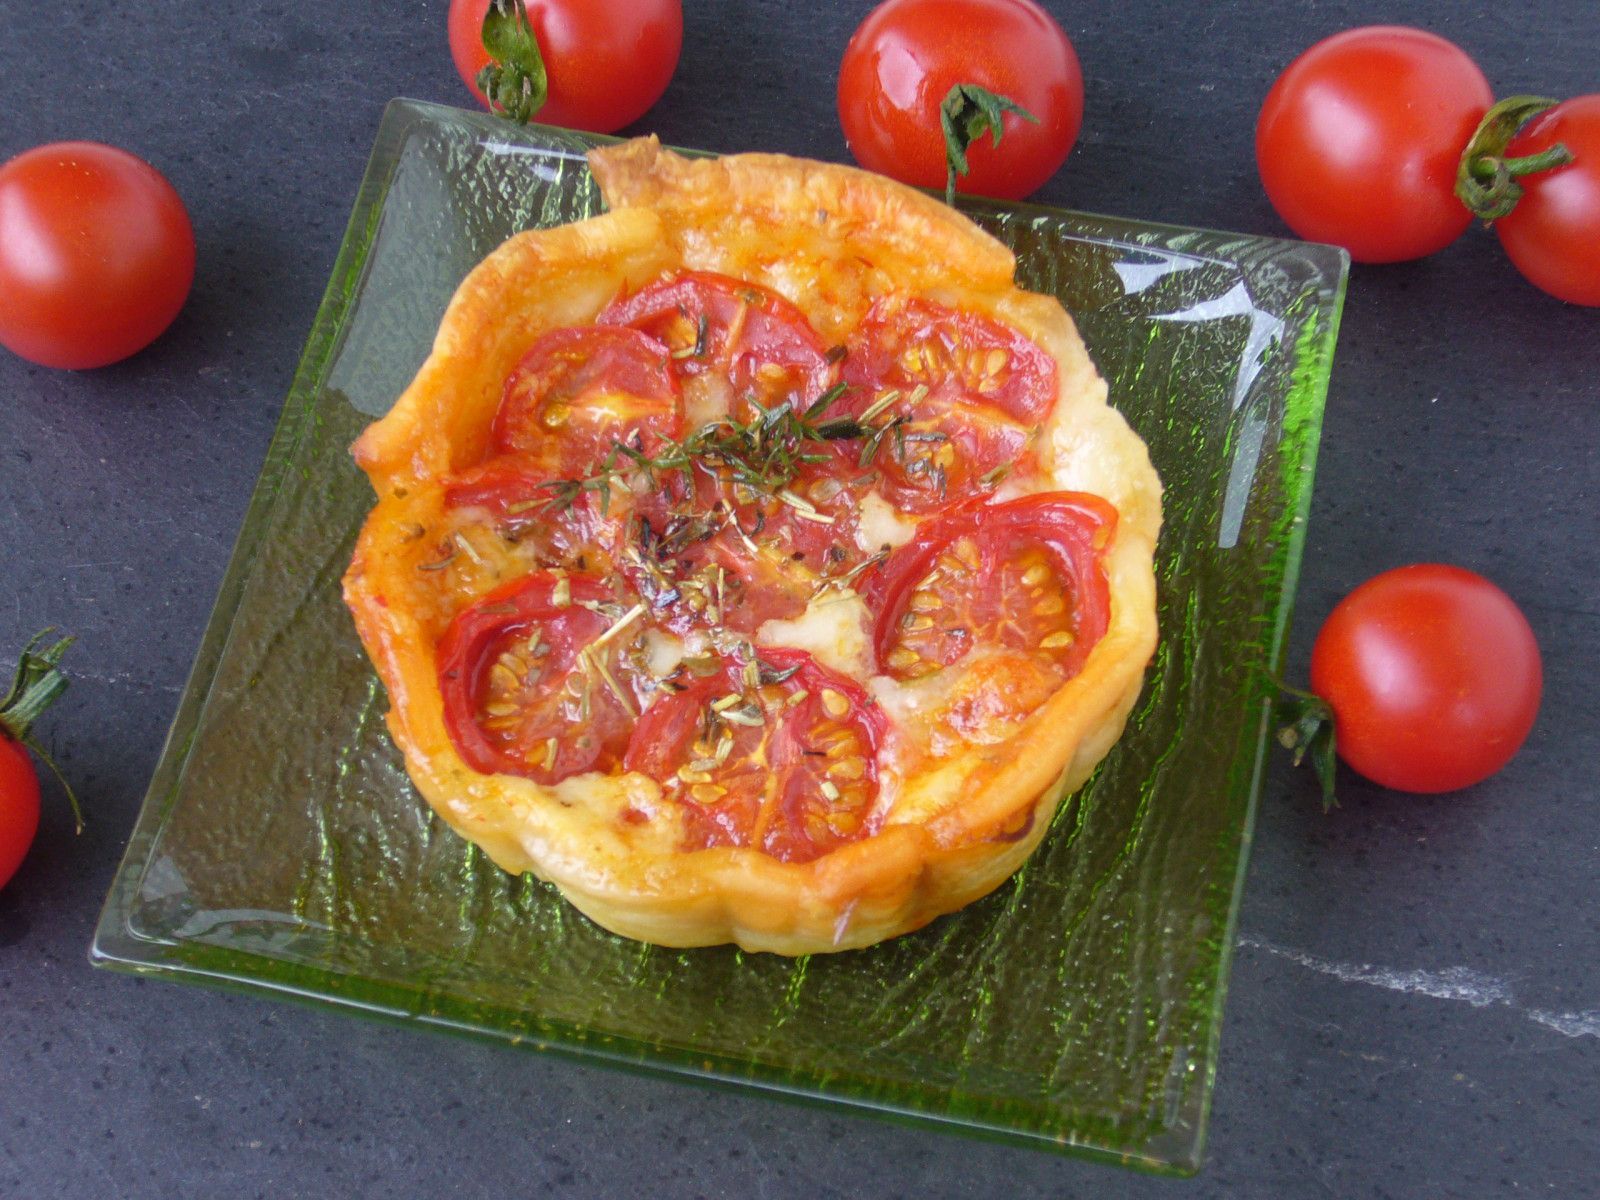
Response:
[1455,95,1574,221]
[477,0,548,125]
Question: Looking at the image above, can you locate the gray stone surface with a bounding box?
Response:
[2,2,1596,1196]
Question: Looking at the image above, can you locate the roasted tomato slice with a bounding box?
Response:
[624,649,885,863]
[443,454,619,564]
[844,297,1056,511]
[862,493,1115,681]
[621,468,817,635]
[437,572,649,783]
[599,270,834,413]
[491,326,682,475]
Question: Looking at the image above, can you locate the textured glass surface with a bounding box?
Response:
[92,100,1346,1173]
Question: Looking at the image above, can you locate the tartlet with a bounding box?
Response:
[343,137,1161,954]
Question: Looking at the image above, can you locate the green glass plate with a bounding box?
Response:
[92,100,1346,1174]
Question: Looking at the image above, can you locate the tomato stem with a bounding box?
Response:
[939,84,1039,206]
[1271,677,1339,811]
[0,630,82,832]
[476,0,548,125]
[1455,95,1574,221]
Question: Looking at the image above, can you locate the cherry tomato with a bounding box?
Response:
[864,493,1114,681]
[624,649,885,862]
[1255,26,1492,262]
[1495,95,1600,307]
[600,271,835,414]
[837,0,1084,199]
[0,141,194,370]
[492,326,682,475]
[446,0,683,134]
[843,297,1056,511]
[1309,565,1542,794]
[0,737,41,890]
[436,572,649,783]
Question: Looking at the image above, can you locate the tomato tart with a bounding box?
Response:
[343,137,1161,954]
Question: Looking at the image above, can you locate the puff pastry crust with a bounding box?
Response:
[343,137,1161,954]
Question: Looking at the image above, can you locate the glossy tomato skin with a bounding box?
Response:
[0,737,41,890]
[1256,26,1491,262]
[837,0,1084,199]
[447,0,683,133]
[1309,565,1542,794]
[0,142,194,370]
[1495,95,1600,307]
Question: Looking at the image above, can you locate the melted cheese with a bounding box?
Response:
[853,492,919,552]
[755,592,875,681]
[641,627,685,678]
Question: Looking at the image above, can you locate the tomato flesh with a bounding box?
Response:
[1496,95,1600,307]
[624,649,885,862]
[600,271,834,413]
[1255,26,1492,262]
[865,493,1114,681]
[844,297,1054,511]
[492,325,682,474]
[437,573,649,783]
[444,454,620,564]
[0,141,194,370]
[1309,565,1542,794]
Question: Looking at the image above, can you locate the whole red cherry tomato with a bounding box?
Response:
[1256,26,1492,262]
[0,632,76,890]
[1309,565,1541,794]
[1493,95,1600,306]
[0,142,194,370]
[0,737,40,890]
[446,0,682,134]
[837,0,1084,200]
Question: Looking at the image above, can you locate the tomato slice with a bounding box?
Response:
[443,454,619,564]
[491,326,682,475]
[437,572,649,783]
[599,270,834,413]
[624,649,885,863]
[843,297,1056,511]
[862,493,1115,681]
[619,467,813,635]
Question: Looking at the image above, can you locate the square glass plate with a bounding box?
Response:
[92,99,1346,1174]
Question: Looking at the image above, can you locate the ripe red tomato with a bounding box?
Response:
[837,0,1084,200]
[1309,565,1542,794]
[1256,26,1492,262]
[0,142,194,370]
[0,737,41,890]
[1494,94,1600,307]
[446,0,683,134]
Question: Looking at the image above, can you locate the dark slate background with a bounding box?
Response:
[2,3,1596,1196]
